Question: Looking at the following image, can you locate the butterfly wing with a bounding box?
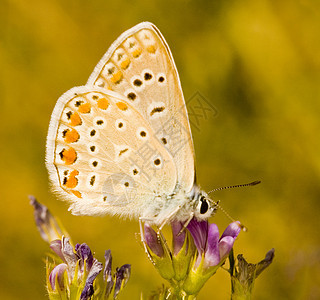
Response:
[46,86,177,217]
[87,22,195,194]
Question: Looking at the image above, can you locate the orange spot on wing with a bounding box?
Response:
[64,170,79,188]
[97,98,109,110]
[60,148,77,165]
[64,129,80,143]
[146,45,156,53]
[120,58,131,70]
[116,102,128,111]
[70,112,82,126]
[70,190,82,198]
[132,48,142,58]
[110,70,123,84]
[78,103,91,113]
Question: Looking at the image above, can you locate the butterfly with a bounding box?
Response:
[46,22,219,229]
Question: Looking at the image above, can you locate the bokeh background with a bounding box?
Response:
[1,0,320,299]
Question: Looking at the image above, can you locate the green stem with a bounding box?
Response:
[230,276,252,300]
[168,280,197,300]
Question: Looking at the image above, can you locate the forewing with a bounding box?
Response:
[87,22,195,193]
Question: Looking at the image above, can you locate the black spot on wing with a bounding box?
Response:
[150,106,165,116]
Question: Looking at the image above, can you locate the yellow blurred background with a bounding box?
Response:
[1,0,320,299]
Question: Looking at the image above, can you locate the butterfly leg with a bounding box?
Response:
[155,226,172,259]
[178,212,194,235]
[157,205,182,232]
[154,205,182,257]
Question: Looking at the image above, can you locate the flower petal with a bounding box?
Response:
[29,196,63,243]
[255,248,275,277]
[219,236,235,260]
[103,250,114,298]
[220,221,241,240]
[144,223,164,257]
[103,249,112,281]
[204,223,220,267]
[61,237,78,275]
[80,259,103,300]
[187,219,208,254]
[171,221,186,255]
[80,284,94,300]
[49,263,67,291]
[76,243,94,271]
[50,239,66,262]
[114,264,131,299]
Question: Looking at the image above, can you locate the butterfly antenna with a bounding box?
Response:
[207,180,261,232]
[207,180,261,195]
[211,200,248,232]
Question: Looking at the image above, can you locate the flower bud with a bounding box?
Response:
[144,223,175,280]
[230,248,275,299]
[171,221,195,281]
[144,223,164,257]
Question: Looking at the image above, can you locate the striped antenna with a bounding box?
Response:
[212,201,248,232]
[207,180,261,232]
[207,180,261,195]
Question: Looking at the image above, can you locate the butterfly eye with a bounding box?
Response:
[200,196,209,214]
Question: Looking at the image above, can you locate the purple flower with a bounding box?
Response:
[48,239,131,299]
[49,237,103,299]
[31,198,131,299]
[182,220,241,295]
[187,219,241,270]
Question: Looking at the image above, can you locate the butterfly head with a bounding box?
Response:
[193,191,218,220]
